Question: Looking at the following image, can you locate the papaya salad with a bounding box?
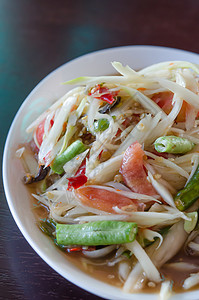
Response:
[17,61,199,298]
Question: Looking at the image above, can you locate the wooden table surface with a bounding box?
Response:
[1,1,199,299]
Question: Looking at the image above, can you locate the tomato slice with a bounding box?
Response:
[120,142,157,196]
[35,119,45,146]
[75,186,140,213]
[152,91,173,114]
[35,117,54,146]
[151,91,188,122]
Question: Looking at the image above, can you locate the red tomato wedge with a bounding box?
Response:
[75,186,141,213]
[35,117,54,146]
[151,91,174,114]
[120,142,157,196]
[151,91,188,122]
[35,119,46,146]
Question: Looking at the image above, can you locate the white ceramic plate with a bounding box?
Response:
[3,45,199,300]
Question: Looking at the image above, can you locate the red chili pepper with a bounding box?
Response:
[67,174,87,190]
[100,93,116,104]
[43,151,52,166]
[66,246,96,253]
[67,159,87,190]
[89,84,118,104]
[98,150,103,160]
[50,118,54,127]
[116,128,122,137]
[66,247,83,253]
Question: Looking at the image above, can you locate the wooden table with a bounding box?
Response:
[1,0,199,299]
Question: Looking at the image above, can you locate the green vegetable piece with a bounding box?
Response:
[40,180,47,193]
[154,136,195,154]
[159,226,171,236]
[56,221,138,246]
[94,118,109,132]
[39,218,56,237]
[122,250,132,259]
[39,219,66,251]
[184,212,198,233]
[175,164,199,211]
[51,140,87,174]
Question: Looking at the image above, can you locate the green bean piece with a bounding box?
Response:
[175,164,199,211]
[154,136,195,154]
[51,140,87,174]
[56,221,138,246]
[94,118,109,132]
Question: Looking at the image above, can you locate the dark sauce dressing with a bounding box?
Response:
[161,248,199,292]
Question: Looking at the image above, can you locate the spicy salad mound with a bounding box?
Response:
[17,61,199,298]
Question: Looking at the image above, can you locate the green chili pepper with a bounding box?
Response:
[175,164,199,211]
[56,221,138,246]
[51,140,87,174]
[154,136,195,154]
[94,118,109,132]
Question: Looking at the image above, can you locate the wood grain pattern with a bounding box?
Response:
[1,0,199,299]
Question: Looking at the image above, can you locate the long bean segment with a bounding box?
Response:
[56,221,138,246]
[174,164,199,211]
[154,136,195,154]
[51,140,88,174]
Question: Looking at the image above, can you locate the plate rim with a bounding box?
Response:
[3,45,199,300]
